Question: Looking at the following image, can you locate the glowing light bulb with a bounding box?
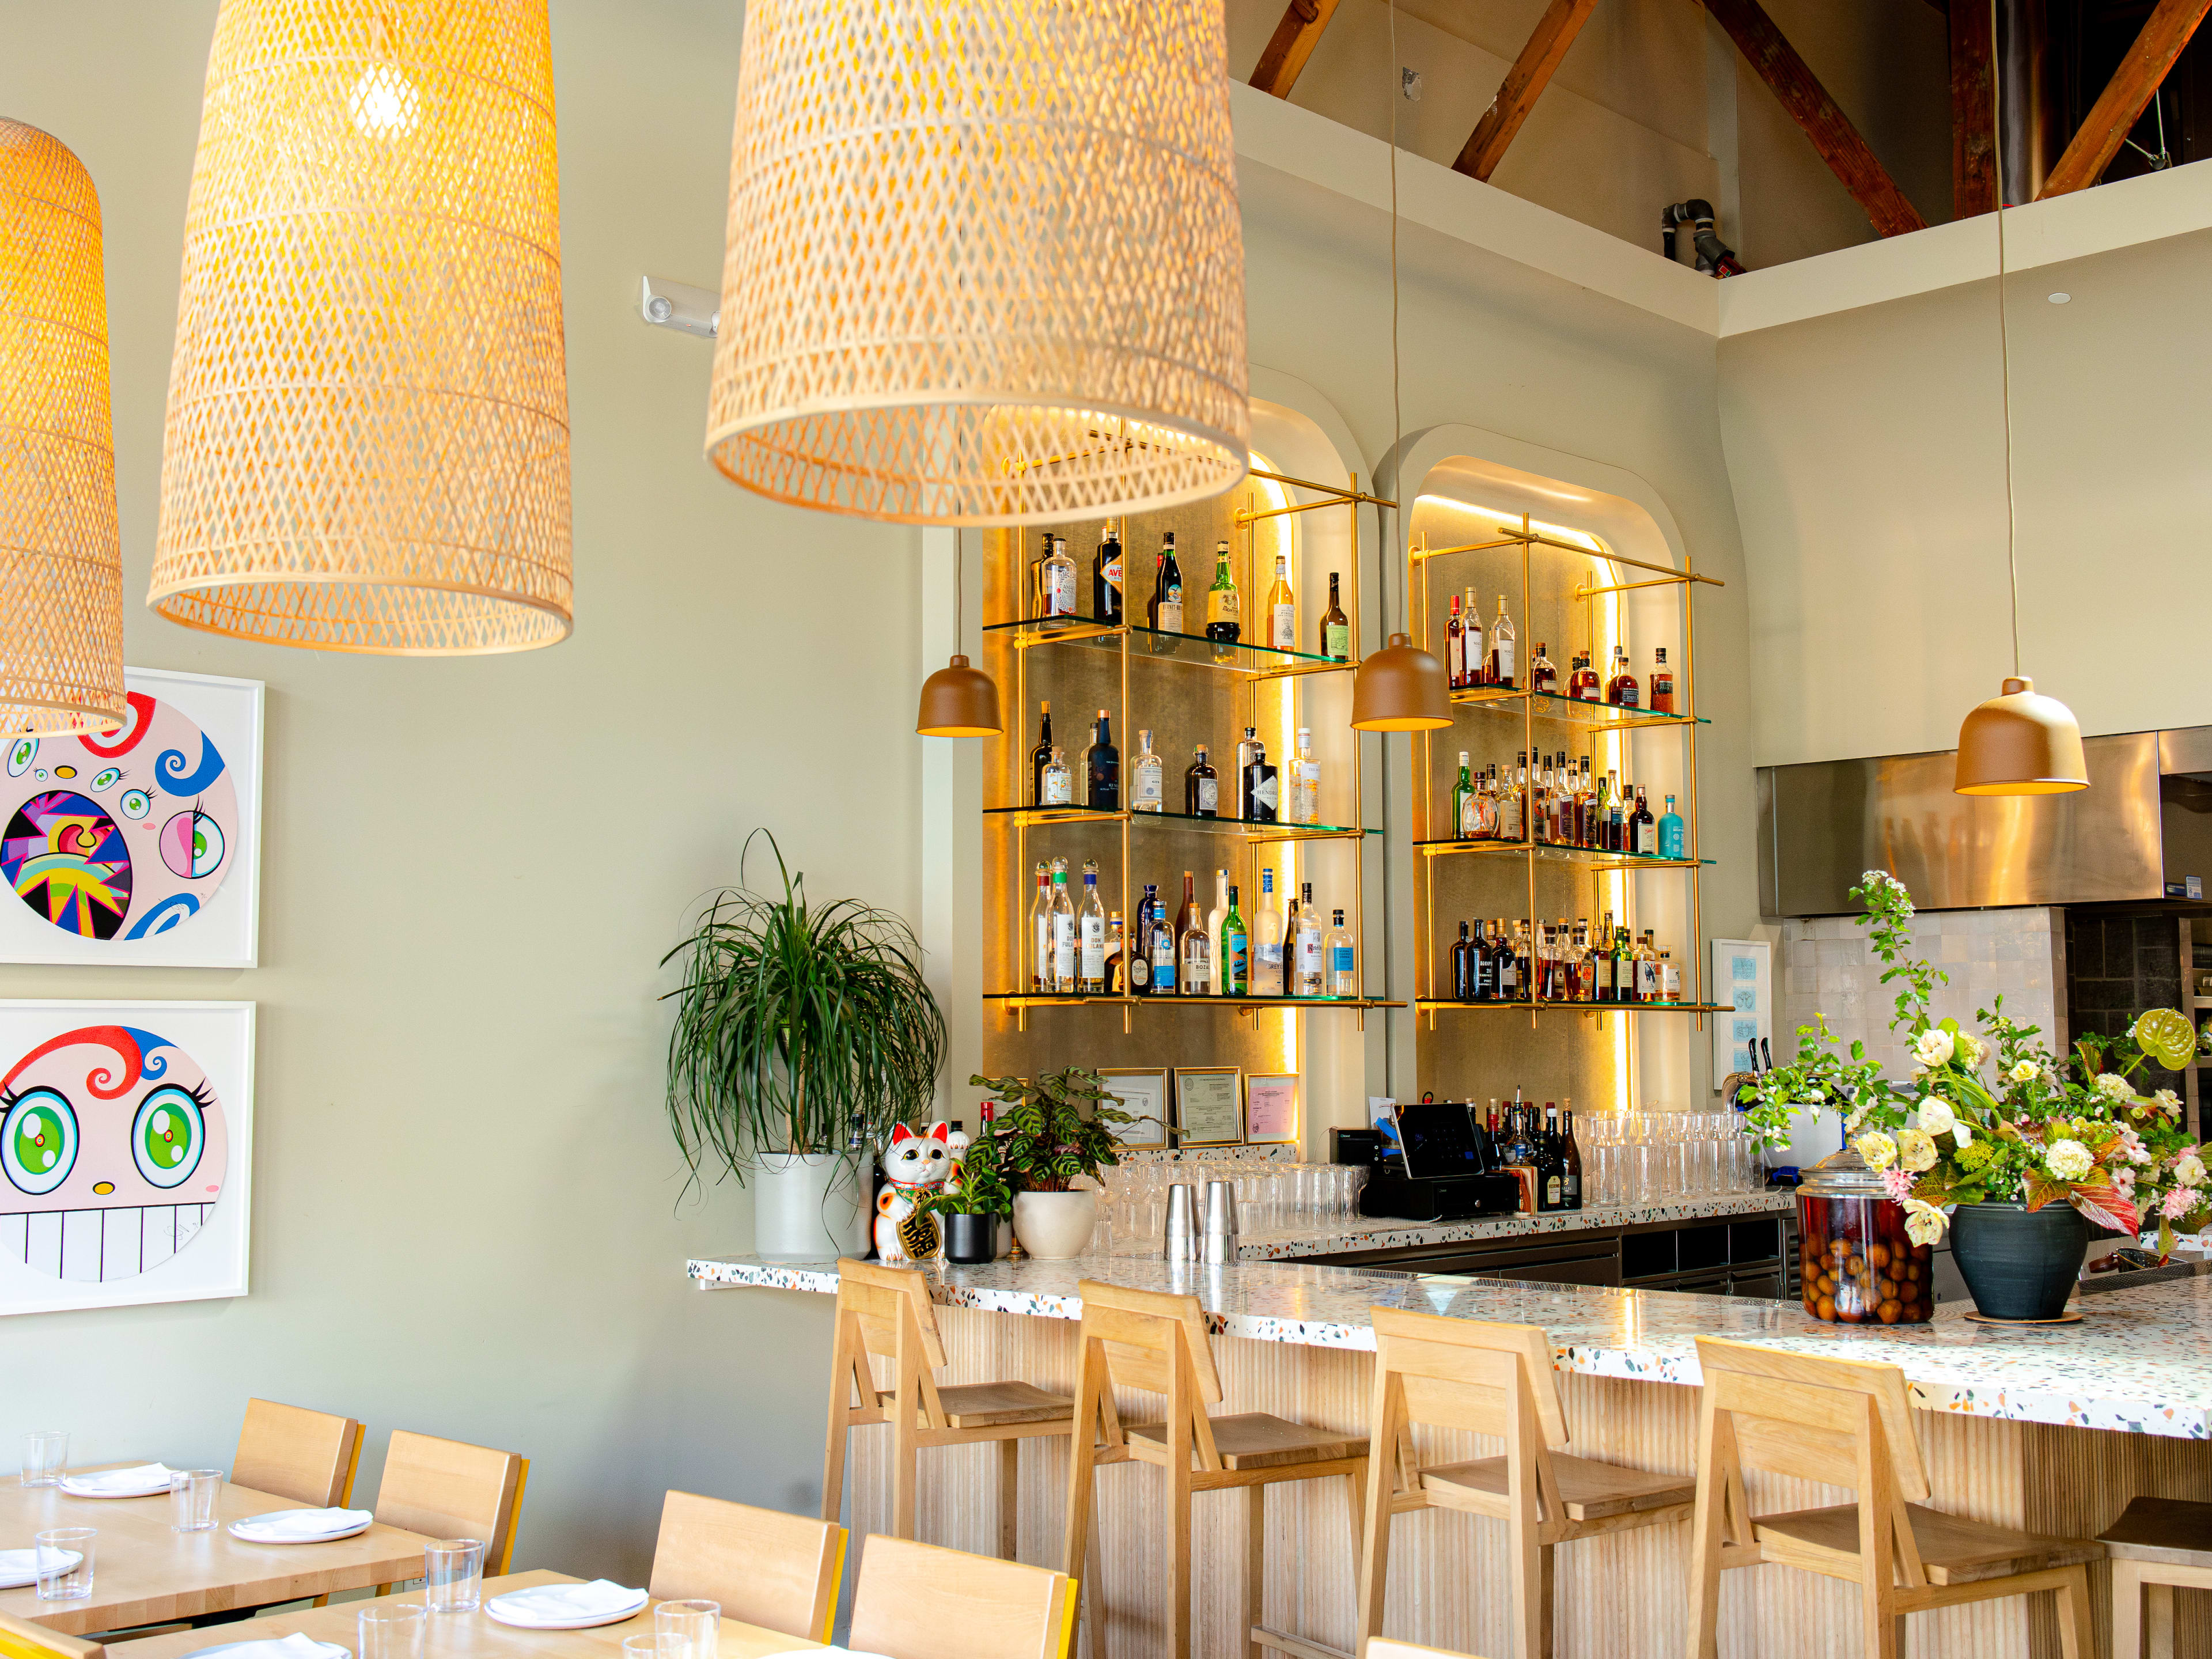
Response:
[349,64,419,137]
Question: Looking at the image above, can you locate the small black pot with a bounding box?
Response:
[943,1211,999,1265]
[1949,1201,2094,1320]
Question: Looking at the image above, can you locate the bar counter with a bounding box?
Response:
[692,1243,2212,1657]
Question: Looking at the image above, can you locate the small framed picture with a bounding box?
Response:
[1172,1066,1243,1147]
[1095,1068,1169,1150]
[1244,1073,1300,1145]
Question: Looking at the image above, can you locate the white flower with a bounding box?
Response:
[1903,1197,1947,1246]
[1895,1127,1939,1172]
[1911,1028,1956,1070]
[1855,1131,1899,1172]
[1917,1097,1967,1143]
[1956,1033,1988,1068]
[2176,1153,2207,1187]
[2046,1139,2094,1182]
[2093,1073,2134,1103]
[2008,1060,2040,1085]
[2152,1088,2183,1116]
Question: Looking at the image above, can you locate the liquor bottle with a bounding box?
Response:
[1531,642,1557,696]
[1327,909,1357,995]
[1463,588,1484,686]
[1207,868,1229,985]
[1028,861,1050,993]
[1093,521,1124,624]
[1040,744,1072,806]
[1221,884,1249,996]
[1185,744,1218,817]
[1605,644,1639,709]
[1321,572,1350,661]
[1149,532,1184,635]
[1513,921,1533,1001]
[1244,737,1279,824]
[1149,890,1179,995]
[1572,918,1595,1001]
[1104,911,1124,994]
[1590,768,1611,850]
[1290,727,1320,825]
[1567,652,1595,702]
[1266,555,1296,652]
[1500,1104,1537,1214]
[1294,889,1325,996]
[1445,593,1465,688]
[1472,919,1497,1001]
[1493,918,1520,1002]
[1030,701,1053,805]
[1649,646,1675,714]
[1490,594,1516,688]
[1253,867,1286,996]
[1657,793,1685,859]
[1286,878,1308,946]
[1130,885,1158,994]
[1132,729,1164,813]
[1234,726,1258,816]
[1050,859,1076,993]
[1497,752,1526,843]
[1086,711,1119,810]
[1452,752,1476,840]
[1613,927,1635,1004]
[1530,755,1551,845]
[1205,540,1241,643]
[1577,756,1595,846]
[1605,770,1624,851]
[1078,861,1107,993]
[1637,929,1662,1002]
[1660,950,1681,1002]
[1176,870,1207,996]
[1560,1103,1584,1209]
[1541,1105,1565,1211]
[1451,921,1475,1002]
[1043,535,1078,618]
[1594,910,1616,1003]
[1029,531,1052,614]
[1631,786,1656,857]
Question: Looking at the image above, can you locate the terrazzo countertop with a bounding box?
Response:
[1233,1191,1790,1259]
[689,1249,2212,1440]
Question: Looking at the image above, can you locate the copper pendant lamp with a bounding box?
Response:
[915,540,1000,738]
[1349,0,1450,736]
[1953,0,2085,796]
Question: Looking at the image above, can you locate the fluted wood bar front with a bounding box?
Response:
[691,1255,2212,1659]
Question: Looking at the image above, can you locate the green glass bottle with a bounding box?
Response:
[1205,540,1241,643]
[1221,883,1249,995]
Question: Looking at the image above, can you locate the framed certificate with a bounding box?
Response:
[1095,1068,1169,1149]
[1244,1073,1300,1144]
[1173,1066,1243,1146]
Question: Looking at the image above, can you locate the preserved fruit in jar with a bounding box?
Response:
[1796,1147,1933,1326]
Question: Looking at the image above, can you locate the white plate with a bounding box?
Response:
[182,1642,350,1659]
[226,1518,373,1546]
[0,1548,81,1589]
[58,1478,169,1498]
[483,1589,650,1631]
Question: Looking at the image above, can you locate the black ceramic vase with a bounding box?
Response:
[943,1211,998,1266]
[1948,1201,2094,1320]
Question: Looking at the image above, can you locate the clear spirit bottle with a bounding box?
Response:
[1042,535,1078,618]
[1028,861,1050,992]
[1185,744,1218,817]
[1050,859,1076,993]
[1078,860,1107,993]
[1294,897,1325,996]
[1131,729,1164,813]
[1290,727,1320,824]
[1327,910,1357,997]
[1253,868,1285,996]
[1040,744,1072,806]
[1243,737,1278,824]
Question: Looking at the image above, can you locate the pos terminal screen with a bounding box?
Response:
[1396,1101,1486,1179]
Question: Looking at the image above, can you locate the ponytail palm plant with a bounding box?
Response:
[663,830,946,1180]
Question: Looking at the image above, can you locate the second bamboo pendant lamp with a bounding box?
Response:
[705,0,1251,525]
[149,0,572,653]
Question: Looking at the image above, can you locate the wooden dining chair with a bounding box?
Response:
[649,1488,845,1644]
[1357,1307,1694,1659]
[232,1399,365,1508]
[372,1430,528,1575]
[849,1533,1073,1659]
[1063,1278,1369,1659]
[2099,1495,2212,1659]
[1686,1336,2100,1658]
[0,1613,101,1659]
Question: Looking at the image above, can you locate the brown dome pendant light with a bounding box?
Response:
[1350,0,1452,735]
[915,537,1001,738]
[1953,0,2086,796]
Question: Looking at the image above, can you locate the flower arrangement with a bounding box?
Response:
[1746,870,2211,1248]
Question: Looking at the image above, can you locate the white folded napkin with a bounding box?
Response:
[487,1580,647,1622]
[59,1462,175,1495]
[185,1634,350,1659]
[0,1546,81,1586]
[229,1508,373,1541]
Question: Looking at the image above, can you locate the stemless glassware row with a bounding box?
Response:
[1090,1159,1370,1253]
[1575,1111,1765,1207]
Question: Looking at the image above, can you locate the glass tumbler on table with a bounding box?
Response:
[424,1537,487,1612]
[656,1597,720,1659]
[33,1528,94,1601]
[624,1635,686,1659]
[170,1468,222,1532]
[20,1431,67,1488]
[359,1602,429,1659]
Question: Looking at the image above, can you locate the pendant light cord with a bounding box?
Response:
[1388,0,1405,633]
[1991,0,2021,679]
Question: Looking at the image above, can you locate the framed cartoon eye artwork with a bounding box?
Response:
[0,1001,255,1316]
[0,668,263,968]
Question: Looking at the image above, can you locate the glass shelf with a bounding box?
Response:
[988,991,1404,1010]
[984,615,1354,677]
[987,806,1375,841]
[1448,687,1708,730]
[1415,998,1730,1014]
[1413,838,1713,872]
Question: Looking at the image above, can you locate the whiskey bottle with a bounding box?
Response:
[1294,889,1325,996]
[1029,700,1053,805]
[1244,737,1279,824]
[1452,752,1476,840]
[1131,729,1164,813]
[1493,918,1520,1002]
[1205,541,1241,643]
[1028,861,1051,992]
[1463,588,1484,686]
[1497,752,1526,843]
[1253,867,1286,997]
[1040,744,1072,806]
[1660,950,1681,1002]
[1531,642,1557,696]
[1149,532,1184,636]
[1472,919,1497,1001]
[1130,884,1158,994]
[1637,929,1662,1002]
[1078,861,1107,993]
[1560,1103,1584,1210]
[1657,793,1685,859]
[1321,572,1350,661]
[1266,555,1296,652]
[1490,594,1516,688]
[1631,786,1655,857]
[1649,646,1675,714]
[1221,884,1249,995]
[1149,888,1179,995]
[1086,711,1119,810]
[1093,521,1124,624]
[1104,911,1124,994]
[1605,643,1639,709]
[1043,535,1078,618]
[1445,592,1465,688]
[1594,910,1616,1003]
[1452,920,1475,1002]
[1185,744,1219,817]
[1327,909,1357,996]
[1177,870,1210,996]
[1050,860,1077,993]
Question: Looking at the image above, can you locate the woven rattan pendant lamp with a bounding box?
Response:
[0,119,127,736]
[149,0,572,654]
[705,0,1250,525]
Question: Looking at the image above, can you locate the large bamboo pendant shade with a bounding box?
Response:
[705,0,1251,526]
[149,0,572,654]
[0,120,128,736]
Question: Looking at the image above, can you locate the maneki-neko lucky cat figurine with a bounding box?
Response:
[874,1120,955,1262]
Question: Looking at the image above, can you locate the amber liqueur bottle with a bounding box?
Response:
[1649,646,1675,713]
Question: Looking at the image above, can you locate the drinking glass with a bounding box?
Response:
[359,1603,429,1659]
[656,1598,719,1659]
[169,1468,222,1532]
[423,1537,487,1613]
[20,1431,66,1487]
[624,1635,685,1659]
[34,1529,94,1601]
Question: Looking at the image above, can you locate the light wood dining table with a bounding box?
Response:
[1,1472,435,1635]
[107,1571,825,1659]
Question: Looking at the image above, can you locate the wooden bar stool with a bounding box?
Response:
[1060,1278,1369,1659]
[825,1258,1089,1564]
[849,1533,1074,1659]
[649,1489,846,1643]
[1686,1336,2100,1659]
[1357,1306,1695,1659]
[2100,1495,2212,1659]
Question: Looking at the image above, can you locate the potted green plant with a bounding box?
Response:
[912,1132,1015,1264]
[969,1068,1145,1259]
[662,830,946,1260]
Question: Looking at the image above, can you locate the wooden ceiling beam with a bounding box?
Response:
[1251,0,1343,100]
[1703,0,1929,237]
[2039,0,2212,196]
[1453,0,1601,182]
[1950,0,1997,217]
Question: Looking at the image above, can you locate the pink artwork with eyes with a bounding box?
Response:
[0,1024,229,1283]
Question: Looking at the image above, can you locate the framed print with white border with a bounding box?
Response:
[1172,1066,1243,1147]
[1709,938,1772,1088]
[1244,1073,1300,1145]
[1095,1069,1169,1149]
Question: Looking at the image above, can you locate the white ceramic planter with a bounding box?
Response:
[752,1152,870,1261]
[1013,1190,1097,1260]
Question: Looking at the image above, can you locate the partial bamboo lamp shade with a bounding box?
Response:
[704,0,1251,526]
[915,537,999,737]
[0,119,128,736]
[147,0,572,653]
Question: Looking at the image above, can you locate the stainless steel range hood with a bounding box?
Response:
[1759,729,2212,916]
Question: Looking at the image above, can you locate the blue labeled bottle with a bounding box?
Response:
[1657,793,1685,860]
